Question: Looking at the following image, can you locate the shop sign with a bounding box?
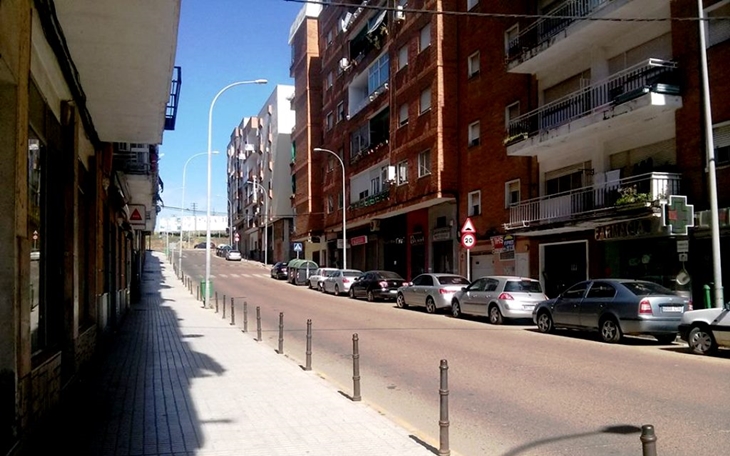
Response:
[386,237,405,245]
[350,235,368,246]
[410,232,425,245]
[594,218,665,241]
[432,227,452,241]
[491,236,504,252]
[502,235,515,252]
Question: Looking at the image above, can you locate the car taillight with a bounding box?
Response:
[498,292,514,300]
[379,281,388,288]
[439,289,451,294]
[639,299,653,315]
[688,300,693,311]
[342,278,350,283]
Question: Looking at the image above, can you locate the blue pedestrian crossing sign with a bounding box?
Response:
[293,242,303,252]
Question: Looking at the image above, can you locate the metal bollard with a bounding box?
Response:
[305,319,312,371]
[352,333,361,401]
[230,297,235,325]
[640,424,657,456]
[196,285,200,301]
[439,359,450,456]
[278,312,284,354]
[243,301,248,332]
[256,306,262,342]
[215,292,219,313]
[222,295,226,319]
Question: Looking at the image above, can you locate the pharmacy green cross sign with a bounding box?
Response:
[663,195,694,235]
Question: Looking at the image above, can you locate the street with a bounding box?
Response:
[177,250,730,456]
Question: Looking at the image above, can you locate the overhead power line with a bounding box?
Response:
[284,0,730,22]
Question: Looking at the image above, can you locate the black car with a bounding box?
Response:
[270,262,288,280]
[349,270,406,302]
[216,245,232,257]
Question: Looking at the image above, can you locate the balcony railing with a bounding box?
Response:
[505,172,681,229]
[506,0,611,66]
[505,59,679,146]
[349,187,390,210]
[165,66,182,131]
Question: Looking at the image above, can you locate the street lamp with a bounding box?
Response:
[205,79,267,306]
[179,151,217,278]
[313,147,347,270]
[247,180,269,266]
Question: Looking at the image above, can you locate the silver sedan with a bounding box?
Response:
[322,269,362,296]
[397,273,470,313]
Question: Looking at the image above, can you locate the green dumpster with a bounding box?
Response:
[200,280,214,299]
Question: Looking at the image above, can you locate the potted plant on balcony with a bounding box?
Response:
[614,185,651,208]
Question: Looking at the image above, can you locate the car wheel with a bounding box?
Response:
[654,334,677,345]
[599,317,622,343]
[451,301,461,318]
[396,293,407,308]
[425,297,437,314]
[688,325,718,355]
[536,311,554,333]
[488,305,504,325]
[308,281,313,289]
[349,288,356,299]
[367,290,375,302]
[335,285,341,296]
[319,283,324,293]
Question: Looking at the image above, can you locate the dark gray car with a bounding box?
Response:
[532,279,689,344]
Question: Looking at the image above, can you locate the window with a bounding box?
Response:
[468,51,480,77]
[398,45,409,70]
[506,101,520,129]
[338,192,343,209]
[28,131,45,351]
[713,122,730,167]
[505,179,520,208]
[327,195,334,213]
[586,282,617,299]
[371,176,381,194]
[398,103,409,126]
[706,1,730,47]
[325,111,334,131]
[350,123,370,156]
[467,0,479,10]
[419,23,431,52]
[468,190,481,216]
[505,24,519,56]
[420,87,432,114]
[327,71,334,89]
[397,160,408,185]
[562,282,589,299]
[327,29,333,46]
[368,53,389,94]
[418,150,431,177]
[468,121,480,147]
[337,102,345,123]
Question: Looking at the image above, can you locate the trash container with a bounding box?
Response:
[200,280,214,299]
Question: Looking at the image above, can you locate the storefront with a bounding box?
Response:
[382,215,407,278]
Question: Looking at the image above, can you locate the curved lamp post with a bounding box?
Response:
[247,180,269,266]
[179,151,217,276]
[313,147,347,270]
[205,79,267,306]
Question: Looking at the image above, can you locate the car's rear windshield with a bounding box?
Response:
[504,280,543,293]
[343,271,361,277]
[622,281,675,296]
[378,271,404,280]
[437,276,470,285]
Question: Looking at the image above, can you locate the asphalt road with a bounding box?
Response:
[176,249,730,456]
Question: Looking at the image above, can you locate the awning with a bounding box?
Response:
[367,10,387,35]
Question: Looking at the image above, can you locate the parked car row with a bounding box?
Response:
[268,263,724,356]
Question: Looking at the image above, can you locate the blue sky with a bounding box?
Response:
[157,0,302,225]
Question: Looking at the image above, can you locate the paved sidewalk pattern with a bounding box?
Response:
[58,252,436,456]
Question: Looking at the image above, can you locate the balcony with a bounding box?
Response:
[349,187,390,210]
[507,0,670,74]
[505,59,681,158]
[504,172,681,230]
[164,66,182,130]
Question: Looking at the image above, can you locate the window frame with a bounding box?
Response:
[420,87,432,114]
[467,51,480,78]
[419,22,432,52]
[505,179,520,208]
[506,101,520,130]
[418,149,431,177]
[468,190,481,216]
[398,44,409,70]
[336,101,345,123]
[397,159,409,185]
[398,103,409,126]
[467,0,479,11]
[468,121,480,147]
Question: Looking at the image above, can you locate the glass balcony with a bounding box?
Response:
[505,171,681,229]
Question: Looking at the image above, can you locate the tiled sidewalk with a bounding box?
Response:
[23,251,436,456]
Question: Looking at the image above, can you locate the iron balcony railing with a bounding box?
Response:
[505,59,679,146]
[506,0,612,66]
[349,187,390,210]
[505,172,681,229]
[165,66,182,131]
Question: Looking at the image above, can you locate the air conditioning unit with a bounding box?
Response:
[339,58,350,71]
[394,5,405,22]
[370,220,381,232]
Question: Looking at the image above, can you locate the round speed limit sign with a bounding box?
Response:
[461,233,476,249]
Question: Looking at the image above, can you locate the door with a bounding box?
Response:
[579,281,617,329]
[462,277,488,314]
[473,278,500,317]
[552,281,589,327]
[403,274,425,304]
[542,241,587,299]
[471,254,494,281]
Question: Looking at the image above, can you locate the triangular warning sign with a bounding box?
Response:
[461,218,475,233]
[130,208,143,221]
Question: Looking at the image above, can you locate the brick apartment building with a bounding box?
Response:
[288,0,729,304]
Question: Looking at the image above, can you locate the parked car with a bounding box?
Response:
[270,261,288,280]
[451,276,546,323]
[308,267,338,290]
[397,273,470,313]
[216,245,232,257]
[349,270,406,301]
[679,305,730,355]
[532,279,690,343]
[322,269,362,296]
[194,241,215,249]
[225,250,242,261]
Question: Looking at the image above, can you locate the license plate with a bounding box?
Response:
[662,306,683,313]
[523,305,535,310]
